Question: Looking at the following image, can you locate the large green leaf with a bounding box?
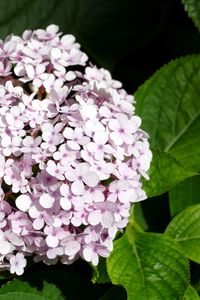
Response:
[165,204,200,263]
[143,149,195,197]
[169,175,200,216]
[183,286,200,300]
[182,0,200,32]
[135,55,200,196]
[136,55,200,172]
[0,0,172,69]
[107,224,189,300]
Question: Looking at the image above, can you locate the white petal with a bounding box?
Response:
[71,180,84,195]
[60,197,72,210]
[65,71,76,81]
[61,34,75,46]
[102,211,115,228]
[83,171,99,187]
[63,127,74,139]
[64,241,81,256]
[0,240,12,254]
[94,131,108,145]
[76,162,89,175]
[91,253,99,266]
[83,247,92,262]
[39,194,55,209]
[29,206,40,218]
[60,184,69,196]
[15,194,31,212]
[71,216,82,227]
[109,119,119,131]
[87,142,97,153]
[46,235,59,248]
[47,24,59,34]
[110,131,123,145]
[67,140,80,150]
[1,135,11,147]
[8,233,24,246]
[88,210,102,225]
[80,104,97,119]
[65,168,77,182]
[33,218,44,230]
[51,48,61,59]
[25,65,35,79]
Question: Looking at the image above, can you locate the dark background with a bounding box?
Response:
[112,0,200,93]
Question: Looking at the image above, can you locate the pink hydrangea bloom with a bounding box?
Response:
[0,24,152,275]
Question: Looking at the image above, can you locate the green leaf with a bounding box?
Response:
[165,204,200,263]
[183,285,199,300]
[133,202,148,231]
[0,0,172,69]
[169,175,200,216]
[107,224,189,300]
[92,257,111,284]
[182,0,200,32]
[0,293,46,300]
[0,278,63,300]
[143,149,195,197]
[135,55,200,196]
[135,55,200,172]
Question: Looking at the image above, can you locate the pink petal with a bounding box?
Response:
[91,252,99,266]
[65,168,77,181]
[67,140,80,150]
[15,194,31,212]
[60,197,72,210]
[71,180,84,195]
[39,194,55,209]
[88,210,102,225]
[33,218,44,230]
[46,235,59,248]
[25,65,35,79]
[94,131,108,145]
[80,104,97,120]
[60,184,69,196]
[65,71,76,81]
[83,171,99,187]
[51,48,62,59]
[110,132,123,145]
[102,211,115,228]
[93,190,105,203]
[109,119,119,131]
[83,247,92,262]
[87,142,97,153]
[64,241,81,256]
[0,240,12,255]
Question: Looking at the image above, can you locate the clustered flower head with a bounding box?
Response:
[0,24,152,275]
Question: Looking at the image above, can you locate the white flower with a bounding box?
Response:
[10,253,27,275]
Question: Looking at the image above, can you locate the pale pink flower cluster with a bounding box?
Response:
[0,25,152,275]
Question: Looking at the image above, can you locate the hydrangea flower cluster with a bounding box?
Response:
[0,25,152,275]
